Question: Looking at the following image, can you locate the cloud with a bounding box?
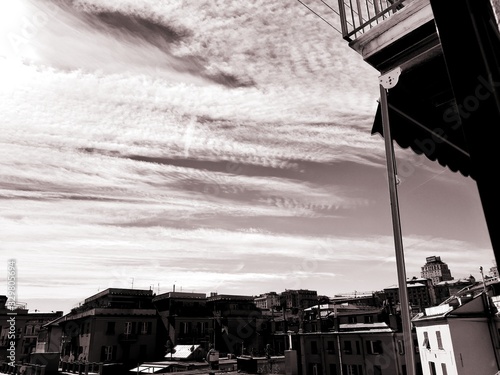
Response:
[0,0,492,313]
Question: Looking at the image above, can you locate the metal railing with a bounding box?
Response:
[338,0,410,40]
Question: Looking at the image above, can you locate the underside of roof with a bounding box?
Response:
[371,51,474,179]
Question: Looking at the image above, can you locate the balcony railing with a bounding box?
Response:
[338,0,409,40]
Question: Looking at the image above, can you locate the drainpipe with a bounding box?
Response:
[337,333,343,375]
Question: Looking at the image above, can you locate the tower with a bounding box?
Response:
[421,256,454,285]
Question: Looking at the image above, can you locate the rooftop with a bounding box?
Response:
[84,288,153,304]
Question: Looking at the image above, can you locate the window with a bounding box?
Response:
[373,365,382,375]
[311,340,318,355]
[200,322,208,334]
[428,362,437,375]
[343,340,352,354]
[342,364,361,375]
[25,325,33,335]
[364,315,373,323]
[355,341,360,355]
[329,364,337,375]
[101,345,116,361]
[106,322,115,335]
[348,316,357,324]
[180,322,190,335]
[436,331,443,350]
[124,322,132,335]
[140,322,152,334]
[422,331,431,349]
[441,363,448,375]
[397,339,405,355]
[366,340,383,355]
[327,340,335,353]
[308,363,320,375]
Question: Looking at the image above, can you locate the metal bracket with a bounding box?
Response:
[379,67,402,89]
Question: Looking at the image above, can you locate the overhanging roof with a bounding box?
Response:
[371,50,473,178]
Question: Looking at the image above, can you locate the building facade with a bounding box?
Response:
[0,296,63,363]
[384,277,437,312]
[207,294,262,356]
[152,291,212,351]
[254,292,280,311]
[281,290,318,310]
[55,288,163,367]
[274,301,423,375]
[421,256,454,285]
[413,281,500,375]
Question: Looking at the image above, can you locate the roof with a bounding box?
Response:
[412,292,490,323]
[152,292,206,303]
[340,322,389,330]
[165,345,202,360]
[384,283,426,289]
[207,294,255,302]
[84,288,153,304]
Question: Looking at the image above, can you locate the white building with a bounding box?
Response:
[412,284,500,375]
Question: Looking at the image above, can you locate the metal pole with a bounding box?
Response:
[379,84,416,375]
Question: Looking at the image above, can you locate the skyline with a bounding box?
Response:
[0,0,496,315]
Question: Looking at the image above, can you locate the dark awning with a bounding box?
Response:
[371,51,474,179]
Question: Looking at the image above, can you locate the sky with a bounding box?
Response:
[0,0,496,315]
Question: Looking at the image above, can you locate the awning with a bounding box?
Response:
[371,52,473,179]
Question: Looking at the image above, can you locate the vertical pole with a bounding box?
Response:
[379,84,416,375]
[337,0,349,38]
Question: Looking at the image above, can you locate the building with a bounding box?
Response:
[384,277,436,312]
[0,295,63,363]
[276,301,422,375]
[412,280,500,375]
[54,288,164,368]
[296,329,420,375]
[280,290,318,310]
[433,276,476,305]
[152,291,212,351]
[254,292,280,311]
[490,266,499,279]
[206,294,262,356]
[330,293,384,308]
[421,256,454,285]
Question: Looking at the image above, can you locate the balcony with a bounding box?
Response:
[338,0,408,41]
[336,0,500,273]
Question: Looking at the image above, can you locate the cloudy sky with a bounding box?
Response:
[0,0,495,314]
